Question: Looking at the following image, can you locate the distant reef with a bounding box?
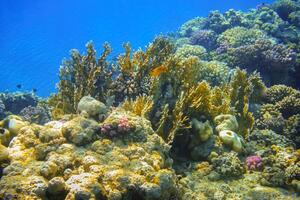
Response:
[0,0,300,199]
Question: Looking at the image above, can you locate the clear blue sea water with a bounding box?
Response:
[0,0,274,97]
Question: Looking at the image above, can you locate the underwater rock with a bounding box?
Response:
[47,176,67,195]
[190,136,216,160]
[0,108,178,199]
[291,180,300,193]
[191,118,213,142]
[0,175,48,199]
[77,96,108,120]
[0,144,8,162]
[62,116,100,146]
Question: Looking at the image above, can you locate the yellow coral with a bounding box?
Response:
[122,95,153,118]
[230,69,254,138]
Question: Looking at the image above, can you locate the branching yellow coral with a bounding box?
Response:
[230,69,254,138]
[167,92,191,144]
[49,42,113,115]
[122,95,153,118]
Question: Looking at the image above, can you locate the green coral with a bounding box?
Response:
[272,0,300,21]
[211,151,245,178]
[284,114,300,146]
[217,27,267,48]
[265,84,300,104]
[194,61,231,86]
[175,44,207,60]
[204,10,230,33]
[256,104,285,133]
[178,17,206,37]
[277,94,300,118]
[229,69,255,138]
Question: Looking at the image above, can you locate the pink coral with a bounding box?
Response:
[246,155,263,171]
[100,124,112,134]
[117,117,130,133]
[100,117,131,137]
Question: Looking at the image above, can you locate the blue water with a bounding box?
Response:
[0,0,273,97]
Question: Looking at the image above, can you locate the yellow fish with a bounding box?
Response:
[150,65,168,77]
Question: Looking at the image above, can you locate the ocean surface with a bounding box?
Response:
[0,0,273,97]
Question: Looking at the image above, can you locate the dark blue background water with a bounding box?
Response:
[0,0,273,97]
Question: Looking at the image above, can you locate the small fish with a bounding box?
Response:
[150,65,168,77]
[16,84,22,89]
[32,88,37,93]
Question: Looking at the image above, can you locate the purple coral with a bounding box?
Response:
[246,155,263,171]
[190,30,217,50]
[100,117,131,137]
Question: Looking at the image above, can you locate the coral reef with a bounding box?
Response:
[0,107,178,200]
[1,0,300,198]
[0,92,39,119]
[175,0,300,88]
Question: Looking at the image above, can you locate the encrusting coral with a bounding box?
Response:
[0,101,178,200]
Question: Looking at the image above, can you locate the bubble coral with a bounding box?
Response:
[246,155,263,171]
